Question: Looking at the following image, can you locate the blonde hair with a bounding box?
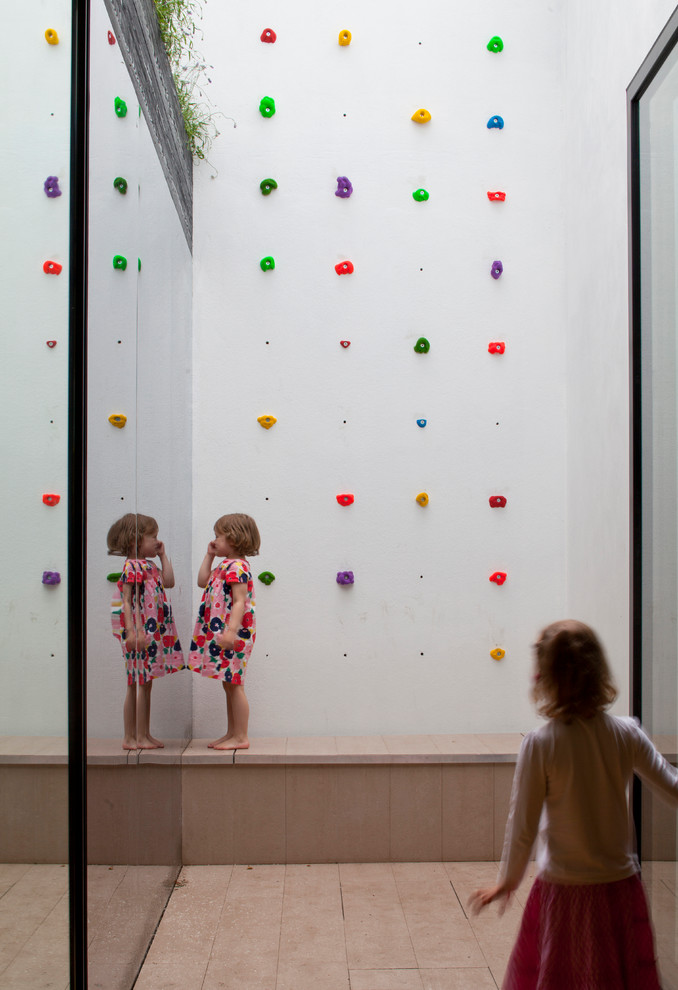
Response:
[532,619,618,721]
[214,513,260,557]
[107,513,158,557]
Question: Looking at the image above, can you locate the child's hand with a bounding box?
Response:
[156,541,166,558]
[215,627,236,651]
[207,540,218,557]
[468,883,512,916]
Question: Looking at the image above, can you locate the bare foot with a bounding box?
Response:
[213,738,249,751]
[137,736,163,749]
[147,734,165,748]
[208,734,231,749]
[123,740,138,750]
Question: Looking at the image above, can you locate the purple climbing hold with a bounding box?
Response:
[335,176,353,199]
[491,260,503,280]
[42,570,61,585]
[336,570,355,585]
[44,176,62,198]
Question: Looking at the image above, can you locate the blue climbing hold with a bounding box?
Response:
[487,115,504,129]
[416,419,427,428]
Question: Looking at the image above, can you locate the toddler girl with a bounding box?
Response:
[107,513,184,749]
[188,513,260,750]
[470,619,678,988]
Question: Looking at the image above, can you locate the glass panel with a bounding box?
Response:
[86,2,192,986]
[0,5,71,987]
[639,36,678,989]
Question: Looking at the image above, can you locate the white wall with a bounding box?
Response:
[192,1,571,736]
[0,2,72,735]
[86,0,193,739]
[563,0,676,713]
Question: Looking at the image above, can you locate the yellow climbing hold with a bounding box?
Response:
[45,28,59,45]
[412,108,431,124]
[415,492,429,507]
[338,29,351,46]
[490,648,506,661]
[257,415,277,430]
[108,413,127,429]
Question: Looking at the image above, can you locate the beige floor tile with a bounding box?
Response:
[339,863,394,883]
[202,939,280,989]
[392,863,449,882]
[349,969,424,989]
[346,935,419,970]
[420,969,497,990]
[276,960,350,989]
[0,892,69,990]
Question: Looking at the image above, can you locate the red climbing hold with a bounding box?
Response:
[108,30,116,44]
[489,496,507,508]
[489,571,507,585]
[260,28,277,43]
[335,260,354,275]
[46,340,57,348]
[43,260,62,275]
[340,340,351,348]
[487,191,506,201]
[336,493,355,506]
[43,494,61,506]
[488,342,505,354]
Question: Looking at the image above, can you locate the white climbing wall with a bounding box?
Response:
[0,3,72,735]
[191,2,571,737]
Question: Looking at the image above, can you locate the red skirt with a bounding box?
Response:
[503,874,661,989]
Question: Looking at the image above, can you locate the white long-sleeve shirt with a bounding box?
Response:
[500,713,678,888]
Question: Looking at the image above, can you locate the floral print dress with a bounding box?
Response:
[188,558,256,682]
[111,558,184,684]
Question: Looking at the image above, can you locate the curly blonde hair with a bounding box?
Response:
[532,619,618,721]
[214,513,260,557]
[107,513,158,557]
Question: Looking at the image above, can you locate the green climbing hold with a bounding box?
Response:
[412,188,429,202]
[414,337,430,353]
[107,572,122,583]
[487,35,504,53]
[114,96,128,117]
[260,178,278,195]
[138,258,141,272]
[260,256,275,271]
[113,176,128,194]
[258,571,276,585]
[259,96,276,118]
[112,255,127,270]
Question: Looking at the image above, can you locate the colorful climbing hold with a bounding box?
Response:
[113,255,127,270]
[335,261,354,275]
[336,571,354,585]
[491,260,503,280]
[488,342,505,354]
[336,494,354,506]
[412,109,432,124]
[415,492,429,507]
[340,340,351,348]
[44,176,61,198]
[338,29,352,46]
[335,176,353,198]
[487,36,504,53]
[46,340,57,348]
[489,496,507,508]
[259,96,276,118]
[45,29,59,45]
[260,178,278,195]
[114,97,128,118]
[412,189,429,202]
[42,571,61,585]
[416,419,427,428]
[260,256,275,271]
[487,115,504,130]
[108,413,127,429]
[108,30,116,44]
[489,571,507,586]
[490,648,506,661]
[138,258,141,272]
[107,572,122,582]
[42,494,61,506]
[113,176,128,194]
[414,337,430,353]
[43,260,62,275]
[257,414,277,429]
[258,571,276,585]
[487,191,506,202]
[260,28,277,43]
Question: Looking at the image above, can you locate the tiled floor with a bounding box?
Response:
[3,862,678,989]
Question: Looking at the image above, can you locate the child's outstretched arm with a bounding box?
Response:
[215,583,247,650]
[468,879,515,915]
[197,543,216,587]
[157,542,175,588]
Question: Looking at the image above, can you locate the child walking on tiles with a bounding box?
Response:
[470,619,678,989]
[188,513,260,750]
